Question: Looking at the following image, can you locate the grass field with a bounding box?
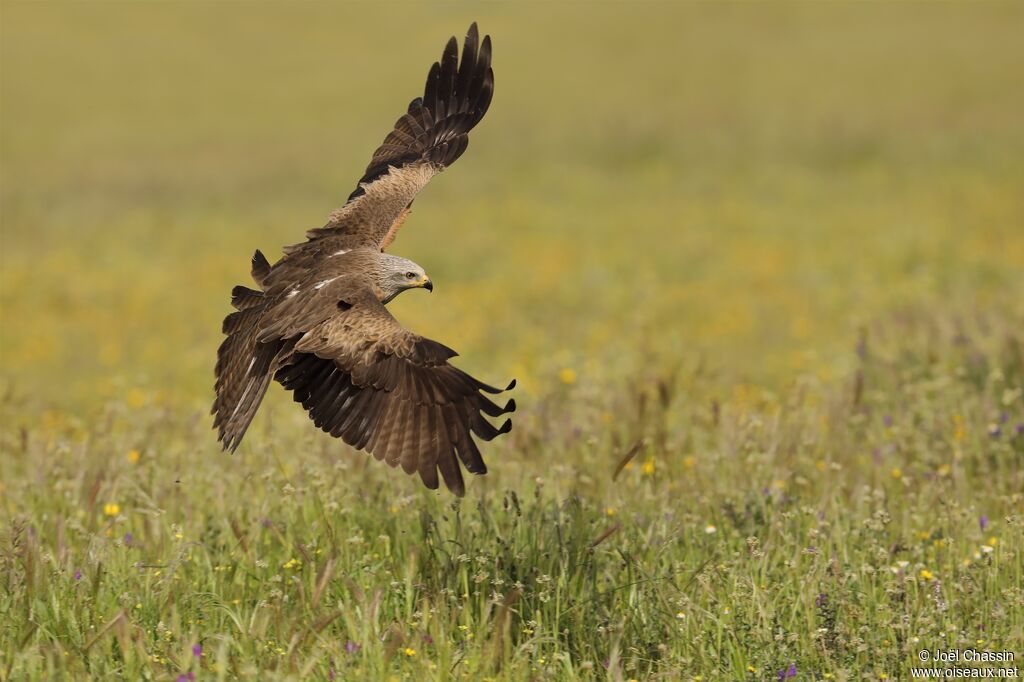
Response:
[2,3,1023,680]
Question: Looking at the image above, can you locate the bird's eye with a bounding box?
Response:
[405,272,416,279]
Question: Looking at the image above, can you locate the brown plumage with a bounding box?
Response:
[212,23,512,496]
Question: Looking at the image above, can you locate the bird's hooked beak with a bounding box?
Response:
[421,277,433,292]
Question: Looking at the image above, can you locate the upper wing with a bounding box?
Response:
[259,275,514,496]
[305,23,494,251]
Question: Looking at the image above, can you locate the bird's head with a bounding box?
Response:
[378,254,432,303]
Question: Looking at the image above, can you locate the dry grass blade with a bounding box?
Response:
[590,523,621,548]
[83,611,125,652]
[611,439,645,481]
[488,589,522,666]
[311,556,335,609]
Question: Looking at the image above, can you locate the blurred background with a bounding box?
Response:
[2,2,1023,414]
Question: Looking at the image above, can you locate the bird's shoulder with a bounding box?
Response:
[262,243,381,294]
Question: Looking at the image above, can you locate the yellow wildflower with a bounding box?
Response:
[890,468,902,479]
[103,503,120,516]
[953,414,966,442]
[558,367,577,385]
[642,458,655,475]
[683,456,696,469]
[403,648,416,657]
[985,537,998,547]
[127,449,141,464]
[920,569,934,581]
[282,558,302,570]
[605,507,617,517]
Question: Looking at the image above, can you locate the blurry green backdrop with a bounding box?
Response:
[3,2,1021,413]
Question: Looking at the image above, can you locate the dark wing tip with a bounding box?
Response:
[497,418,512,435]
[420,469,441,491]
[505,379,517,390]
[251,249,271,286]
[504,399,516,413]
[445,35,459,55]
[338,22,494,209]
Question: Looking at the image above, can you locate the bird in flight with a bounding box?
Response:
[212,23,513,496]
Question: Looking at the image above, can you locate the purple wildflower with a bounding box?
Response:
[872,447,883,465]
[883,414,893,427]
[815,593,827,608]
[989,424,1001,438]
[999,411,1009,423]
[980,515,989,531]
[602,658,610,669]
[74,569,82,581]
[422,634,434,646]
[192,643,202,657]
[1015,423,1023,437]
[778,663,797,679]
[344,640,360,655]
[123,533,133,547]
[329,665,336,681]
[261,518,273,529]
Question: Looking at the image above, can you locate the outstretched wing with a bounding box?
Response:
[305,22,494,251]
[260,276,514,496]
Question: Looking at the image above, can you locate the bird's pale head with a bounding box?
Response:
[377,253,432,303]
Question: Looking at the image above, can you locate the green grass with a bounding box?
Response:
[2,2,1023,680]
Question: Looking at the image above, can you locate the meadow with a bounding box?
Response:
[1,3,1023,680]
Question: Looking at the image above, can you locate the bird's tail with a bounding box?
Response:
[211,250,284,451]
